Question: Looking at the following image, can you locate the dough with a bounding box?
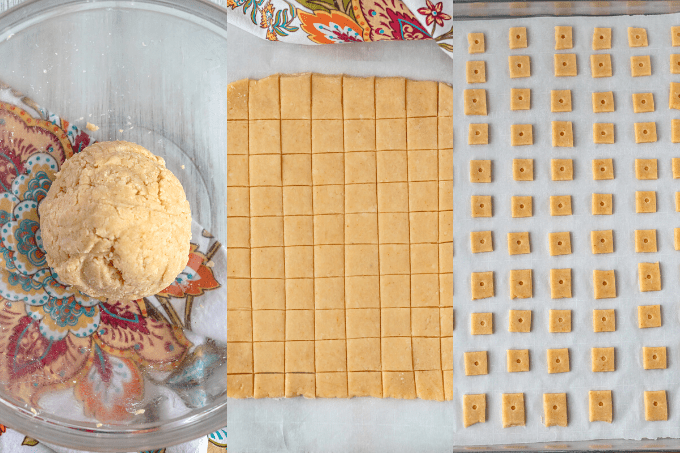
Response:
[40,141,191,300]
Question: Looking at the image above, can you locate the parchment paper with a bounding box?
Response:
[226,25,454,453]
[451,12,680,446]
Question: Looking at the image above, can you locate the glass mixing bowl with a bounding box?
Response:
[0,0,229,450]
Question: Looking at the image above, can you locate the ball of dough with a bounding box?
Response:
[40,141,192,300]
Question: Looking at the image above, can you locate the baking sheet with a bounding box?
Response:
[225,25,454,452]
[451,12,680,446]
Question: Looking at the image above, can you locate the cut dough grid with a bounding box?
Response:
[452,16,680,444]
[226,74,453,400]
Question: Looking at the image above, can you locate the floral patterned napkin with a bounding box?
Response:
[0,83,228,453]
[226,0,453,54]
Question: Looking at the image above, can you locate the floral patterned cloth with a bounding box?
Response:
[226,0,453,54]
[0,83,228,452]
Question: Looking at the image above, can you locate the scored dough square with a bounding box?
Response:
[376,152,407,183]
[253,341,285,373]
[639,305,662,328]
[509,269,532,299]
[513,159,533,181]
[346,310,380,340]
[248,75,280,120]
[671,82,680,109]
[470,160,492,183]
[643,346,667,370]
[636,191,657,213]
[543,393,568,427]
[550,268,572,299]
[551,159,573,181]
[507,349,530,372]
[311,74,342,120]
[378,212,409,244]
[592,347,615,372]
[407,118,438,150]
[410,243,439,274]
[593,91,615,113]
[348,372,381,398]
[469,123,489,145]
[508,55,531,78]
[591,230,614,254]
[590,390,613,422]
[502,393,526,428]
[439,149,452,180]
[631,55,652,77]
[555,26,573,49]
[635,229,657,253]
[471,312,493,335]
[593,309,616,333]
[280,74,311,119]
[249,120,282,155]
[464,89,487,115]
[227,155,249,186]
[510,88,531,110]
[555,54,577,76]
[381,337,413,371]
[471,231,493,253]
[635,159,658,180]
[593,123,615,144]
[592,193,613,215]
[466,61,486,84]
[639,262,661,292]
[552,121,574,147]
[511,196,532,218]
[406,79,438,117]
[674,26,680,47]
[508,310,531,333]
[673,54,680,74]
[251,216,284,247]
[549,232,572,256]
[228,121,249,155]
[375,77,405,119]
[547,348,570,373]
[593,27,612,49]
[549,309,572,333]
[511,124,533,146]
[376,119,406,150]
[464,351,488,376]
[382,371,415,399]
[593,158,614,180]
[550,195,572,216]
[507,232,530,255]
[632,93,655,113]
[635,122,657,143]
[593,270,616,299]
[408,150,438,181]
[471,271,494,300]
[471,195,492,218]
[628,27,648,47]
[591,54,613,78]
[509,27,527,48]
[468,33,485,53]
[412,337,441,369]
[344,120,376,152]
[645,391,668,421]
[227,78,249,120]
[311,120,343,153]
[463,394,486,427]
[377,183,408,212]
[343,76,375,120]
[551,90,572,112]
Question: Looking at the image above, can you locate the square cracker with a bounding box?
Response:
[673,122,680,143]
[547,348,570,373]
[593,27,612,50]
[550,268,572,299]
[645,391,668,421]
[592,193,613,215]
[507,232,530,255]
[509,27,527,48]
[468,124,489,145]
[550,195,572,216]
[639,262,661,292]
[471,312,493,335]
[511,196,532,218]
[643,346,667,370]
[544,393,568,427]
[589,390,613,422]
[555,26,573,50]
[511,124,533,146]
[551,159,573,181]
[551,90,572,112]
[635,159,657,179]
[593,309,616,332]
[468,33,485,54]
[466,61,486,84]
[635,122,657,143]
[471,231,493,253]
[552,121,574,147]
[471,195,492,218]
[463,394,487,427]
[593,158,614,180]
[672,54,680,74]
[593,91,615,112]
[674,26,680,47]
[636,191,656,213]
[555,54,577,76]
[591,230,614,254]
[591,54,612,78]
[633,93,655,113]
[513,159,533,181]
[593,270,616,299]
[509,269,532,299]
[549,309,572,333]
[464,351,488,376]
[593,123,615,144]
[635,229,657,253]
[502,393,526,428]
[631,56,652,77]
[592,347,615,372]
[508,310,531,333]
[507,349,530,372]
[508,55,531,78]
[510,88,530,110]
[471,272,494,300]
[676,228,680,250]
[638,305,662,328]
[628,27,648,47]
[670,82,680,110]
[549,231,571,256]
